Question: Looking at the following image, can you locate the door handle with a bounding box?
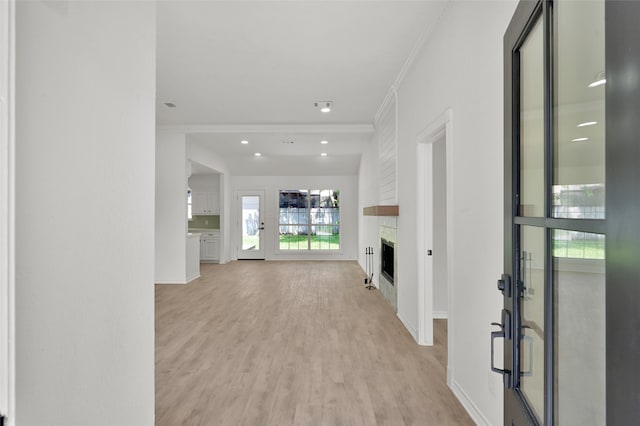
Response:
[490,309,512,388]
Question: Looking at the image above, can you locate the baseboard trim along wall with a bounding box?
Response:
[450,379,491,426]
[397,311,418,341]
[433,311,448,319]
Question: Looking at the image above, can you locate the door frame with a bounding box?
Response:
[236,190,266,260]
[0,0,15,422]
[502,0,640,423]
[416,108,454,381]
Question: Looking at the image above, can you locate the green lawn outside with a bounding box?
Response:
[553,239,604,260]
[279,234,340,250]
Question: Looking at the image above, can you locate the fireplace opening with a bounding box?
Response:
[381,239,394,285]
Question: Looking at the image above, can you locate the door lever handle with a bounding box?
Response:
[490,322,511,388]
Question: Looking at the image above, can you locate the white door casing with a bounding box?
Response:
[416,108,454,384]
[0,0,15,422]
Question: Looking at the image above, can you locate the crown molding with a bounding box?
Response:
[374,1,451,123]
[157,123,375,134]
[393,1,450,90]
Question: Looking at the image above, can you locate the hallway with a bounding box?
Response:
[155,261,472,425]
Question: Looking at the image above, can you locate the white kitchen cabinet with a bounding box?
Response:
[200,231,219,262]
[192,190,219,214]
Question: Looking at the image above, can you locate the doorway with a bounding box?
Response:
[236,190,265,260]
[416,108,453,385]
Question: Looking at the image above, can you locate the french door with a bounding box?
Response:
[498,0,640,424]
[237,190,265,260]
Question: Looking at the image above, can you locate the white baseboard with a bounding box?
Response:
[186,273,200,283]
[155,280,187,285]
[433,310,448,319]
[397,311,418,342]
[449,378,491,426]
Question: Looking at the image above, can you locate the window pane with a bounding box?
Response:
[552,230,604,260]
[553,0,605,219]
[278,189,339,251]
[520,225,545,422]
[520,18,545,217]
[241,196,260,250]
[553,230,605,425]
[279,226,307,250]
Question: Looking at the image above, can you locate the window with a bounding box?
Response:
[279,189,339,250]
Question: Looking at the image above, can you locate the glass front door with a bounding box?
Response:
[499,0,611,423]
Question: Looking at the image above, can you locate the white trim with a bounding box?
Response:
[157,123,374,134]
[0,0,15,423]
[396,311,417,341]
[415,107,454,370]
[186,273,201,283]
[433,311,448,319]
[392,2,451,91]
[155,280,188,285]
[450,379,492,426]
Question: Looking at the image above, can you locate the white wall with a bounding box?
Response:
[232,175,358,261]
[15,2,155,425]
[358,137,380,284]
[359,1,517,424]
[156,130,188,283]
[187,140,232,263]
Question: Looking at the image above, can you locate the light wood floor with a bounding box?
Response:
[155,261,473,426]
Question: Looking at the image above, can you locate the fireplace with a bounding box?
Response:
[381,239,394,285]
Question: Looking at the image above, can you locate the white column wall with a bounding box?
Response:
[359,1,518,424]
[155,130,188,283]
[15,2,156,424]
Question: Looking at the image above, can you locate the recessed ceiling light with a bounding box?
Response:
[241,140,249,144]
[321,153,328,157]
[571,137,589,142]
[320,140,329,144]
[577,121,597,127]
[254,152,262,157]
[164,102,177,108]
[314,101,332,113]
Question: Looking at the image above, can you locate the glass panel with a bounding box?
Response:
[520,18,545,217]
[553,230,604,260]
[279,225,308,250]
[553,0,605,219]
[553,230,605,425]
[241,196,260,250]
[278,189,340,251]
[520,225,545,422]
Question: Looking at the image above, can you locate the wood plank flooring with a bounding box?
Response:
[155,261,473,426]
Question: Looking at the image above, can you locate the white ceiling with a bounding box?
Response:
[156,1,448,175]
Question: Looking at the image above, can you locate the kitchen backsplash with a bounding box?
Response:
[189,215,220,229]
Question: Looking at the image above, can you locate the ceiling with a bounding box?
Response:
[156,1,448,175]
